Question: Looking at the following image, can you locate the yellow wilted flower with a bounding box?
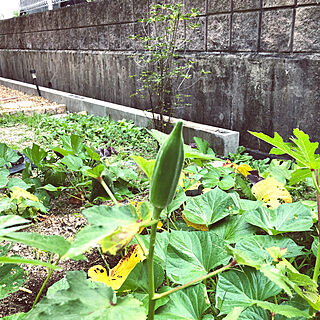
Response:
[223,160,254,177]
[11,186,39,202]
[182,213,208,231]
[252,177,292,209]
[130,201,163,233]
[266,246,288,262]
[88,244,145,290]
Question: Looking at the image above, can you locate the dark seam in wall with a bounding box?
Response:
[1,48,320,57]
[204,0,208,52]
[229,0,234,52]
[290,0,298,54]
[257,0,263,52]
[0,3,319,36]
[229,0,234,129]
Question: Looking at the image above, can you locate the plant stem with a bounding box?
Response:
[312,169,320,283]
[153,259,237,301]
[97,246,110,271]
[135,234,149,256]
[32,256,61,309]
[147,206,162,320]
[97,176,119,206]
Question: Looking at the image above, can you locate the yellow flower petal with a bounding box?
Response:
[266,246,288,262]
[223,160,253,177]
[252,177,292,209]
[11,186,39,202]
[88,244,145,290]
[182,213,208,231]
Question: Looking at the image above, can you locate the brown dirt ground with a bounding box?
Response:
[0,125,35,151]
[0,193,122,318]
[0,85,58,109]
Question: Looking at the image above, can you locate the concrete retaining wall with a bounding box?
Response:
[0,0,319,153]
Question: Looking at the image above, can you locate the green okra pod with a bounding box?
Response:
[150,121,184,209]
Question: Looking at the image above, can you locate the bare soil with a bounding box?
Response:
[0,194,121,318]
[0,125,35,150]
[0,85,58,110]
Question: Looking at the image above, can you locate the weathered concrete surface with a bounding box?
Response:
[0,51,319,153]
[0,77,239,156]
[261,9,293,52]
[294,6,320,52]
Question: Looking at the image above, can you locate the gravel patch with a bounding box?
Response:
[0,85,58,109]
[0,125,35,150]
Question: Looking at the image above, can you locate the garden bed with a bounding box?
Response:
[0,85,66,116]
[0,112,319,319]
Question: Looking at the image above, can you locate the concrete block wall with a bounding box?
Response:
[0,0,319,153]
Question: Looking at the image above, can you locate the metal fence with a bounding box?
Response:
[19,0,87,14]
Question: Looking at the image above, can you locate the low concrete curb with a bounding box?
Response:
[0,77,239,156]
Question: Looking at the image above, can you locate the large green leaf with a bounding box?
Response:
[132,232,169,267]
[0,143,21,167]
[202,167,234,190]
[215,267,281,314]
[166,231,231,284]
[0,168,10,188]
[260,261,320,310]
[1,232,71,257]
[0,244,26,299]
[249,129,320,169]
[211,215,257,244]
[61,154,83,171]
[155,283,210,320]
[7,177,32,190]
[0,197,12,213]
[243,202,313,235]
[222,307,243,320]
[64,205,143,259]
[23,144,47,168]
[130,155,155,180]
[1,313,27,320]
[238,306,270,320]
[235,235,304,266]
[56,134,85,157]
[183,188,234,227]
[151,130,217,160]
[274,295,310,320]
[254,300,309,318]
[0,263,26,299]
[0,216,31,236]
[120,260,164,293]
[0,256,61,270]
[289,168,312,185]
[25,271,146,320]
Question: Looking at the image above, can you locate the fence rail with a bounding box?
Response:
[20,0,82,12]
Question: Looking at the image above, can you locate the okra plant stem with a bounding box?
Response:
[32,256,61,309]
[147,206,162,320]
[312,169,320,283]
[152,259,237,301]
[97,176,119,206]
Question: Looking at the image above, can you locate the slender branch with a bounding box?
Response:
[312,169,320,283]
[147,206,162,320]
[97,176,119,206]
[311,169,320,196]
[32,256,61,309]
[153,259,237,301]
